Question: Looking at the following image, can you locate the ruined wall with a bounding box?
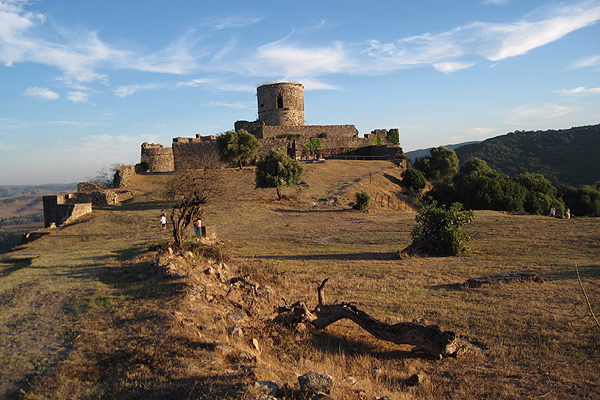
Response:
[113,165,136,188]
[172,135,227,171]
[141,142,174,172]
[257,83,304,126]
[43,195,92,228]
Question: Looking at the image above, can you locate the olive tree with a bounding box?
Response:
[255,147,304,200]
[216,129,261,169]
[165,169,220,250]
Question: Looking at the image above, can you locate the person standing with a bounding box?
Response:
[194,218,202,236]
[160,210,167,230]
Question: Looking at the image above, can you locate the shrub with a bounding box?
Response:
[406,200,474,256]
[255,147,304,200]
[354,191,371,210]
[402,169,426,192]
[387,129,400,145]
[373,135,383,145]
[317,132,328,139]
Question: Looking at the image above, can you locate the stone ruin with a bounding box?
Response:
[142,82,405,172]
[42,168,136,228]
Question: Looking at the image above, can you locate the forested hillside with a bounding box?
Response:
[454,124,600,187]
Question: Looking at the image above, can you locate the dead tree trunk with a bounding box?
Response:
[275,279,458,358]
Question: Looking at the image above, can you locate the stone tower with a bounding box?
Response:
[257,82,304,126]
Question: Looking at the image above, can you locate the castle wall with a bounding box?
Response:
[257,83,304,126]
[172,136,227,170]
[43,195,92,228]
[141,142,174,172]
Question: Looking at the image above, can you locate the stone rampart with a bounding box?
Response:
[113,165,136,188]
[141,142,174,172]
[257,82,304,126]
[172,136,227,171]
[43,195,92,228]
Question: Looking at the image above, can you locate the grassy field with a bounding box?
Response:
[1,161,599,399]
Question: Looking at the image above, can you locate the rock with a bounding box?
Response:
[405,373,426,387]
[314,393,337,400]
[377,397,396,400]
[298,371,335,395]
[227,325,244,338]
[343,376,357,386]
[227,311,246,323]
[251,338,261,352]
[254,380,280,396]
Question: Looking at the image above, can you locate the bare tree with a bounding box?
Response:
[165,169,220,250]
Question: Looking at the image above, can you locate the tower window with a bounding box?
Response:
[277,95,284,109]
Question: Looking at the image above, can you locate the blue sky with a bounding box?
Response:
[1,0,599,185]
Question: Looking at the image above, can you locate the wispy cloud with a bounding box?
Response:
[362,0,600,73]
[208,15,264,30]
[505,104,575,123]
[114,83,166,97]
[207,101,251,109]
[555,86,600,95]
[569,54,600,69]
[0,1,200,83]
[24,87,59,100]
[68,91,89,102]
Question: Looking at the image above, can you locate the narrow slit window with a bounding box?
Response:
[277,95,284,109]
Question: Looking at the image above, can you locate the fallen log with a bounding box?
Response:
[274,279,459,358]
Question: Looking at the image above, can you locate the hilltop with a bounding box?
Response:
[1,160,599,400]
[454,124,600,187]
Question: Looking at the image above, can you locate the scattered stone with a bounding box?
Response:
[314,393,336,400]
[238,351,257,363]
[298,371,335,396]
[227,311,246,323]
[254,380,280,396]
[377,397,396,400]
[227,325,244,338]
[251,338,261,352]
[343,376,357,386]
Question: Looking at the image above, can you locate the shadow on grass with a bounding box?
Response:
[273,207,349,214]
[257,251,398,261]
[542,264,600,281]
[0,256,37,277]
[383,173,403,187]
[309,329,436,361]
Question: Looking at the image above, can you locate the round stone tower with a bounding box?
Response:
[257,82,304,126]
[140,142,174,172]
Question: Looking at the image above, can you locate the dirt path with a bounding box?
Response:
[0,180,170,398]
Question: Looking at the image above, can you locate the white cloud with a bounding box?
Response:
[555,86,600,95]
[176,78,212,88]
[362,1,600,73]
[68,91,89,102]
[256,40,351,77]
[569,55,600,69]
[114,83,165,97]
[207,101,250,109]
[209,15,264,30]
[463,127,495,136]
[505,104,575,123]
[24,86,59,100]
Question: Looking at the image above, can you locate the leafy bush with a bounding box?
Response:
[255,147,304,200]
[402,168,426,192]
[387,129,400,145]
[216,129,262,169]
[302,138,322,159]
[317,132,328,139]
[373,135,383,145]
[414,146,459,182]
[407,201,474,256]
[354,191,371,210]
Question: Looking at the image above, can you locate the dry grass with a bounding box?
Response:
[1,161,599,399]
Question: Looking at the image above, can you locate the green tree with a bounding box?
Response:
[406,200,474,256]
[414,146,459,182]
[387,129,400,145]
[165,169,220,250]
[302,138,322,160]
[373,135,383,145]
[216,129,261,169]
[402,168,426,192]
[255,148,304,200]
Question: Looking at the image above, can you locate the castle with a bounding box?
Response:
[142,82,403,171]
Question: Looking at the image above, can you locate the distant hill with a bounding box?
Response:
[0,183,76,220]
[404,142,480,162]
[454,124,600,187]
